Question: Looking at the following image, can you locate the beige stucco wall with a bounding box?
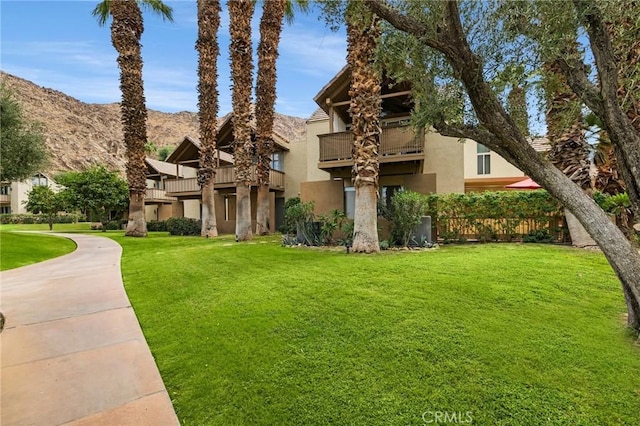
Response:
[300,180,344,216]
[305,118,332,184]
[284,137,308,199]
[183,199,201,220]
[422,132,465,194]
[463,140,524,179]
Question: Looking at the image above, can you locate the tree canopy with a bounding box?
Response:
[361,0,640,332]
[23,185,64,230]
[0,85,47,182]
[56,166,128,231]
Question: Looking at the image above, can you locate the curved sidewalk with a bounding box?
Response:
[1,233,179,425]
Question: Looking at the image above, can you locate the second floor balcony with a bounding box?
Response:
[164,165,285,197]
[318,124,424,168]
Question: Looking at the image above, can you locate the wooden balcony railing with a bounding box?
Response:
[165,178,199,194]
[145,188,175,202]
[165,166,285,195]
[318,124,424,162]
[0,194,10,203]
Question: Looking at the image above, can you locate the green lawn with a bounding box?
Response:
[110,233,640,425]
[0,232,77,270]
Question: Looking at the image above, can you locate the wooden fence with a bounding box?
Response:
[435,215,568,243]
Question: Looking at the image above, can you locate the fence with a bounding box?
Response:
[435,215,568,243]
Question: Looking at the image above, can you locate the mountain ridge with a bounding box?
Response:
[1,71,307,176]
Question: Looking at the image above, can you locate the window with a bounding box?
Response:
[477,144,491,175]
[380,185,402,212]
[344,187,355,219]
[0,185,11,195]
[0,206,11,214]
[31,174,48,187]
[271,152,283,172]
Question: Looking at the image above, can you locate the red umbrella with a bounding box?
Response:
[505,178,542,189]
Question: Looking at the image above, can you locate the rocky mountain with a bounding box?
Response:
[1,72,307,175]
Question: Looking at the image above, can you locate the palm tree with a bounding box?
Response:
[255,0,309,235]
[228,0,255,241]
[196,0,221,238]
[346,1,382,253]
[93,0,173,237]
[543,60,592,191]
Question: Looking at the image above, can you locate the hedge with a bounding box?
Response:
[424,190,566,243]
[0,213,84,225]
[166,217,201,236]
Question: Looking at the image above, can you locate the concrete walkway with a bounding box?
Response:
[1,233,179,425]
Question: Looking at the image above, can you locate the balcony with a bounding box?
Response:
[145,188,176,203]
[165,166,285,196]
[318,124,424,168]
[0,194,10,204]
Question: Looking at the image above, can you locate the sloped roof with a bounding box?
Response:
[308,108,329,122]
[145,157,183,177]
[165,135,234,165]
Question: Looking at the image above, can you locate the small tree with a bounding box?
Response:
[0,85,47,182]
[24,185,64,230]
[385,190,429,247]
[56,166,129,232]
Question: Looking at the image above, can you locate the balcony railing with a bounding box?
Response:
[145,188,176,202]
[165,166,285,195]
[318,124,424,162]
[0,194,10,203]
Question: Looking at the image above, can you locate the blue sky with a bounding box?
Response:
[0,0,347,118]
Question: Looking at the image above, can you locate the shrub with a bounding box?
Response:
[166,217,201,236]
[523,229,554,243]
[147,220,168,232]
[384,190,430,247]
[0,213,82,224]
[105,220,121,231]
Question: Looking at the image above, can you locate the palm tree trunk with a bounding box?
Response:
[255,0,286,235]
[543,59,592,191]
[111,0,148,237]
[197,0,221,238]
[347,1,381,253]
[228,0,255,241]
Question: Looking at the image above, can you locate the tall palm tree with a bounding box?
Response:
[228,0,255,241]
[196,0,221,238]
[93,0,173,237]
[346,0,382,253]
[255,0,309,235]
[254,0,287,235]
[543,60,592,191]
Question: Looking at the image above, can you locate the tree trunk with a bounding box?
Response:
[347,1,381,253]
[126,190,147,237]
[48,215,53,231]
[352,183,379,253]
[228,0,254,242]
[235,183,252,241]
[111,0,148,238]
[254,0,286,235]
[256,184,270,235]
[201,181,218,237]
[196,0,221,238]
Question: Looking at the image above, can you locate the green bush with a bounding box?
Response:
[0,213,82,224]
[166,217,201,236]
[384,190,430,247]
[147,220,168,232]
[427,190,564,243]
[105,220,122,231]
